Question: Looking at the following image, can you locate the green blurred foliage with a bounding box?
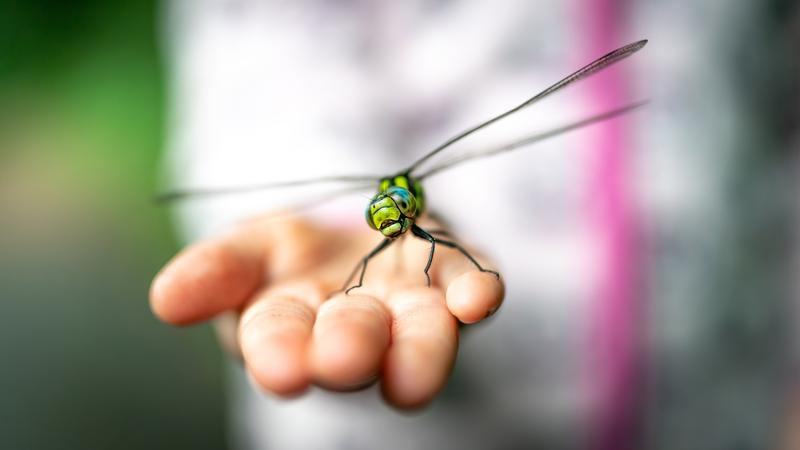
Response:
[0,1,226,449]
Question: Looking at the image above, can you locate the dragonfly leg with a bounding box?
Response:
[413,224,500,280]
[434,237,500,278]
[411,225,436,287]
[343,238,394,294]
[425,228,452,238]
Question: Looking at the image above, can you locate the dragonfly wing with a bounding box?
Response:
[155,174,379,203]
[416,101,648,180]
[158,41,647,203]
[404,39,647,175]
[245,181,377,219]
[158,180,376,233]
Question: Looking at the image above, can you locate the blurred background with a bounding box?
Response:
[1,1,798,450]
[0,1,225,449]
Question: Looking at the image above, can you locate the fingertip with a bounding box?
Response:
[309,295,391,390]
[245,364,310,398]
[382,289,458,410]
[445,271,504,324]
[150,242,263,325]
[380,343,449,410]
[239,299,314,396]
[149,267,178,324]
[244,348,311,397]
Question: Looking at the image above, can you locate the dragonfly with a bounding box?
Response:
[158,39,648,294]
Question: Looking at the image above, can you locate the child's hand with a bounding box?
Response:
[150,214,503,409]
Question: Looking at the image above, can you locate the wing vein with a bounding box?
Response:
[417,101,648,180]
[155,175,378,203]
[404,39,647,175]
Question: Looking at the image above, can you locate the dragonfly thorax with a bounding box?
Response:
[366,174,425,238]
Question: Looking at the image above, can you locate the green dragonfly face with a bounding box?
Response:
[365,186,418,238]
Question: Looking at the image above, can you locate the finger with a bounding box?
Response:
[382,288,458,409]
[239,281,326,396]
[150,236,264,325]
[445,271,504,324]
[430,244,504,324]
[309,293,391,390]
[150,216,327,326]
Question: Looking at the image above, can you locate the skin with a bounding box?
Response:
[149,213,504,410]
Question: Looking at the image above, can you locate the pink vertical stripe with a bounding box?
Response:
[576,1,643,449]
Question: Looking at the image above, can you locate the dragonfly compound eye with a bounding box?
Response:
[386,186,417,217]
[364,188,417,238]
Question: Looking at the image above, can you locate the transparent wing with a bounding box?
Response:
[155,180,376,229]
[416,101,647,180]
[154,174,379,203]
[403,39,647,175]
[157,40,647,204]
[245,181,377,218]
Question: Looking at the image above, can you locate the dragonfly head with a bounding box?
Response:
[365,186,417,238]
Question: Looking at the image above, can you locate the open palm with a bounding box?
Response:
[150,214,503,409]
